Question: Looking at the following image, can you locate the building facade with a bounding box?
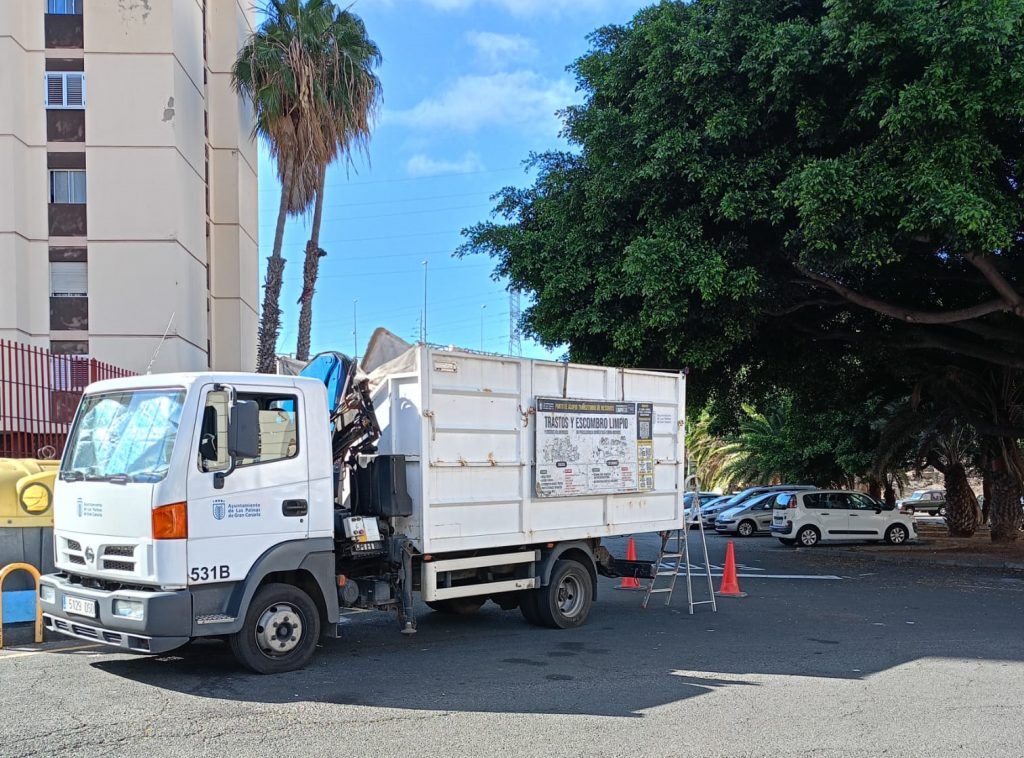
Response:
[0,0,258,374]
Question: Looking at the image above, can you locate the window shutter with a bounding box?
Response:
[46,74,64,107]
[50,261,88,297]
[65,74,84,107]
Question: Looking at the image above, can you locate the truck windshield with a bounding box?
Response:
[61,388,186,483]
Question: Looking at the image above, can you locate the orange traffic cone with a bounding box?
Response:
[715,541,747,598]
[617,536,642,590]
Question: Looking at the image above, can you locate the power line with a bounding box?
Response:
[258,202,491,228]
[257,165,523,194]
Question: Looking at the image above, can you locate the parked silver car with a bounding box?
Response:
[715,491,792,536]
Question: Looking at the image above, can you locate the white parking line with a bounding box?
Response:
[0,643,102,661]
[659,561,842,580]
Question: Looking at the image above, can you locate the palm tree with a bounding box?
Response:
[295,9,382,362]
[872,398,981,537]
[233,0,380,372]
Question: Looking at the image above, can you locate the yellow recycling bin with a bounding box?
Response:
[1,459,59,528]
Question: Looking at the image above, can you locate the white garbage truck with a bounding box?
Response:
[40,332,687,673]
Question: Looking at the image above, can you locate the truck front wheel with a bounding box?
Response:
[536,559,593,629]
[230,583,321,674]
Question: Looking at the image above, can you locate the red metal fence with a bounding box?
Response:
[0,339,134,459]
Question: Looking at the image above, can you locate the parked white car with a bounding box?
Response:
[771,490,916,547]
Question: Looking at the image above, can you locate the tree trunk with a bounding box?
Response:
[883,479,897,509]
[296,164,327,362]
[867,479,882,500]
[942,461,978,537]
[988,449,1023,543]
[256,156,295,374]
[981,466,992,525]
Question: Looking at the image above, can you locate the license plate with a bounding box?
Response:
[63,595,96,618]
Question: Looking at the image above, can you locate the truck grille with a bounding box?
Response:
[65,539,82,551]
[103,545,135,557]
[68,554,85,565]
[102,559,135,572]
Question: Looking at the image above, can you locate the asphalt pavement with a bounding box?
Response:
[3,532,1024,757]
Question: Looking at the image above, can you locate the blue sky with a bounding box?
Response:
[257,0,651,360]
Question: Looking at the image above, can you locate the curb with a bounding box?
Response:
[821,548,1024,573]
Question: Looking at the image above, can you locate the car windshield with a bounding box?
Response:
[61,388,186,483]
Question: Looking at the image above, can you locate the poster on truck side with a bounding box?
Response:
[535,397,654,498]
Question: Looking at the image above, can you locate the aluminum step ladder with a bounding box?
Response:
[642,479,717,614]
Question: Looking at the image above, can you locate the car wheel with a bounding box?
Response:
[536,559,593,629]
[905,506,915,515]
[938,506,947,517]
[778,538,796,546]
[737,520,755,537]
[797,526,820,547]
[229,583,320,675]
[885,524,909,545]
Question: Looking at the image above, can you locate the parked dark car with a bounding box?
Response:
[897,489,946,516]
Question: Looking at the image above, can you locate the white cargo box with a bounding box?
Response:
[368,345,686,553]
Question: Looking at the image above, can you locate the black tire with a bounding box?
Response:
[778,538,796,546]
[519,589,544,626]
[229,583,320,675]
[796,526,820,547]
[737,520,756,537]
[905,506,916,515]
[885,523,909,545]
[536,559,593,629]
[937,506,947,518]
[426,597,485,615]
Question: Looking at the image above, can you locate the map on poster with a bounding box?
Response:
[535,397,654,498]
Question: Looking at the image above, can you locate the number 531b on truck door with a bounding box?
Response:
[190,565,231,583]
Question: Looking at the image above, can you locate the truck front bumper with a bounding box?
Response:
[39,573,192,654]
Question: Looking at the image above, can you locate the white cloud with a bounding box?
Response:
[386,70,576,135]
[404,151,485,177]
[465,31,537,69]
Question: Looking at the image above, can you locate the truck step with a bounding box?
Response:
[195,614,236,625]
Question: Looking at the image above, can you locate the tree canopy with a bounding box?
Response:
[460,0,1024,537]
[461,0,1024,402]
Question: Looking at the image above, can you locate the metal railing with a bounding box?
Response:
[0,339,134,459]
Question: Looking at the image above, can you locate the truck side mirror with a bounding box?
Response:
[228,400,260,459]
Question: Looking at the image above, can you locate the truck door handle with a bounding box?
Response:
[282,499,308,517]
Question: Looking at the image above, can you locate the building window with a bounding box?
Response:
[45,73,85,109]
[49,169,86,204]
[50,261,88,297]
[47,0,82,14]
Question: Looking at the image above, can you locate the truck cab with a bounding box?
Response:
[40,373,340,673]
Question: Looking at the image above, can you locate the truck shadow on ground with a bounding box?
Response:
[88,561,1024,718]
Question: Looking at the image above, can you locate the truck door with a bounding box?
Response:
[185,384,310,587]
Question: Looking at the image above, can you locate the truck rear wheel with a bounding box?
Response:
[229,583,321,675]
[426,597,485,615]
[536,559,593,629]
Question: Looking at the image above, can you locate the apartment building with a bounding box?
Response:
[0,0,258,374]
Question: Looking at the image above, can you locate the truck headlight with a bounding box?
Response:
[39,584,55,604]
[112,599,145,621]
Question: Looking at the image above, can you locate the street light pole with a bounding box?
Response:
[421,260,428,343]
[480,304,487,351]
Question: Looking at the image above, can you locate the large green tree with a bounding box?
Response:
[461,0,1024,540]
